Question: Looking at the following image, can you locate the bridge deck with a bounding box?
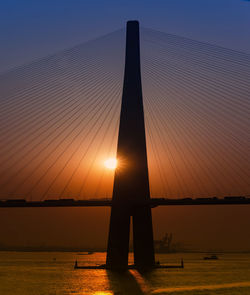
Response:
[0,197,249,207]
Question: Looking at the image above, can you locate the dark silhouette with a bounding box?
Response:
[154,233,173,253]
[1,196,250,207]
[106,20,155,271]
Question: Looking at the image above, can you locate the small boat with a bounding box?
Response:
[77,251,95,256]
[203,255,218,260]
[74,260,106,269]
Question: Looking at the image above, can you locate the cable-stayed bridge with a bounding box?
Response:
[0,20,249,270]
[0,24,249,201]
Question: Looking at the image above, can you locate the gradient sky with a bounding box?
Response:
[0,0,250,72]
[0,0,250,251]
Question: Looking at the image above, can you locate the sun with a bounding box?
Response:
[104,158,117,170]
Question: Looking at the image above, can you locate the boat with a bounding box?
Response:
[77,251,95,256]
[203,255,218,260]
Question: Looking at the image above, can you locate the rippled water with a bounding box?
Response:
[0,252,250,294]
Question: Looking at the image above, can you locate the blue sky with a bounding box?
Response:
[0,0,250,72]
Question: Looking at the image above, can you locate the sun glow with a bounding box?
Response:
[104,158,117,170]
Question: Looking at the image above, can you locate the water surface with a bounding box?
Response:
[0,252,250,294]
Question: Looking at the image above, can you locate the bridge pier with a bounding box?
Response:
[106,203,130,270]
[133,207,155,270]
[106,20,155,271]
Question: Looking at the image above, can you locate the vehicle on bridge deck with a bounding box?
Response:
[5,199,26,203]
[224,196,246,200]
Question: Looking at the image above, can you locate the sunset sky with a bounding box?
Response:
[1,0,250,73]
[0,0,250,251]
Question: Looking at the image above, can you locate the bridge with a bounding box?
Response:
[1,196,250,207]
[0,20,249,271]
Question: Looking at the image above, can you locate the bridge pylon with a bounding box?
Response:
[106,20,155,271]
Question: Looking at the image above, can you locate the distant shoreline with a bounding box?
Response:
[0,248,250,254]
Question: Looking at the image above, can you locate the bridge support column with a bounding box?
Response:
[106,204,130,270]
[106,20,155,271]
[133,207,155,269]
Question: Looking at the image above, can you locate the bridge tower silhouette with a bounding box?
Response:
[106,20,155,271]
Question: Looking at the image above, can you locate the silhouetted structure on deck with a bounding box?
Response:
[106,20,155,271]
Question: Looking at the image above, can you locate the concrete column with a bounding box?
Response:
[106,20,155,271]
